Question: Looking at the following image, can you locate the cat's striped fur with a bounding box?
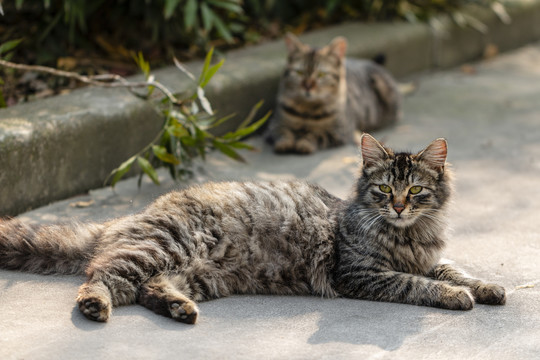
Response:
[0,135,505,324]
[266,33,401,154]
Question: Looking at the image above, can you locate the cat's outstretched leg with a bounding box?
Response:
[138,274,199,324]
[77,281,112,322]
[76,269,140,322]
[76,238,170,322]
[430,263,506,305]
[334,270,475,310]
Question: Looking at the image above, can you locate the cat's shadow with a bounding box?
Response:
[305,298,433,350]
[196,295,462,351]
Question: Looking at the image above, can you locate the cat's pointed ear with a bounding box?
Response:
[360,133,389,168]
[284,32,307,54]
[417,138,447,173]
[328,36,347,59]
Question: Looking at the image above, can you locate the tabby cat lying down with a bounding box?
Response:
[266,33,401,154]
[0,134,505,324]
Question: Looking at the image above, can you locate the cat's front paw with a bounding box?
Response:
[295,138,317,154]
[273,137,296,154]
[77,296,112,322]
[169,300,199,324]
[472,283,506,305]
[438,285,474,311]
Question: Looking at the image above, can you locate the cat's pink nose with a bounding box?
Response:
[302,79,315,91]
[393,203,405,214]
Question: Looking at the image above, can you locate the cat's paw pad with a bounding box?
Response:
[440,286,474,310]
[295,139,316,154]
[78,296,111,322]
[473,283,506,305]
[169,300,199,324]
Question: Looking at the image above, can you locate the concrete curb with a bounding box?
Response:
[1,0,540,216]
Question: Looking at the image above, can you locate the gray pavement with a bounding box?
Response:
[1,42,540,359]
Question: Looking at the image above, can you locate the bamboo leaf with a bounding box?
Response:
[184,0,198,30]
[164,0,181,19]
[197,87,213,114]
[180,136,197,147]
[212,13,234,43]
[168,124,189,138]
[492,2,511,24]
[152,145,180,165]
[199,47,215,85]
[462,13,488,34]
[109,156,136,187]
[238,100,263,129]
[207,112,236,129]
[0,39,23,56]
[200,2,214,32]
[195,127,207,160]
[222,110,271,140]
[137,156,160,185]
[131,51,151,77]
[226,141,256,151]
[207,0,244,14]
[190,100,200,114]
[213,140,246,163]
[200,59,224,88]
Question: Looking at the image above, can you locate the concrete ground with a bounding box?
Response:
[1,42,540,359]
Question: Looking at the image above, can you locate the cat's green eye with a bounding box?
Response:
[295,69,305,76]
[317,71,327,78]
[379,185,392,193]
[409,186,423,194]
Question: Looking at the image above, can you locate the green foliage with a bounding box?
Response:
[2,0,505,69]
[0,39,23,108]
[106,49,270,187]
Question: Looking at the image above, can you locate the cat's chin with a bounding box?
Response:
[386,217,417,228]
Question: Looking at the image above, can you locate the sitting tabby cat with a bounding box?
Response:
[266,33,401,154]
[0,135,505,324]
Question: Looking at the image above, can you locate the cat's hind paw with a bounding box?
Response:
[78,296,112,322]
[169,300,199,324]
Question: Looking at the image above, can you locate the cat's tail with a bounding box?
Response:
[371,53,418,97]
[0,218,104,275]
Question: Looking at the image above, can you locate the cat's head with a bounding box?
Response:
[280,33,347,102]
[356,134,453,228]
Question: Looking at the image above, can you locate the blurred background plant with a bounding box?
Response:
[1,0,508,105]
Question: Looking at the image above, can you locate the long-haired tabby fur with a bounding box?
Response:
[266,33,401,154]
[0,135,505,324]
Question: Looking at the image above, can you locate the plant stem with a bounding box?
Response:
[0,59,181,105]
